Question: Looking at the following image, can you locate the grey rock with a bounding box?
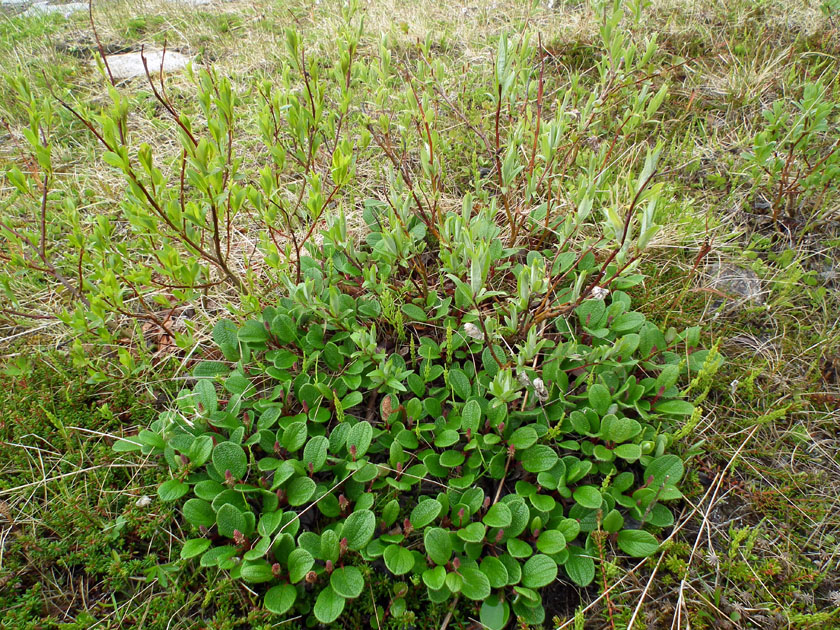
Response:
[23,1,86,15]
[705,262,765,310]
[104,50,191,80]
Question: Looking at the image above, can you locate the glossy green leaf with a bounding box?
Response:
[521,554,557,588]
[288,548,314,583]
[314,585,345,624]
[212,442,247,480]
[459,566,491,600]
[410,499,442,529]
[330,566,364,599]
[342,509,375,550]
[425,527,453,565]
[180,538,211,559]
[617,529,660,557]
[383,544,414,575]
[158,479,189,502]
[265,584,297,616]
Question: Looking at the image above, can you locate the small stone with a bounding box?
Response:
[23,2,87,16]
[135,495,152,508]
[104,50,191,80]
[705,263,764,310]
[463,322,484,341]
[590,285,609,300]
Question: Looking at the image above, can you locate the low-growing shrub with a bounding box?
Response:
[117,207,706,626]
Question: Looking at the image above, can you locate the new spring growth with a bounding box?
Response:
[333,390,344,423]
[445,322,453,364]
[224,469,234,487]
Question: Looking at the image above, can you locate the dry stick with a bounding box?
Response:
[439,594,460,630]
[671,424,760,630]
[88,0,116,89]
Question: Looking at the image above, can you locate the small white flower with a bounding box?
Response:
[591,286,609,300]
[533,378,549,402]
[135,495,152,508]
[463,322,484,341]
[729,380,739,395]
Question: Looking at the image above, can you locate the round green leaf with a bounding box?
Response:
[456,522,486,543]
[654,400,695,416]
[536,530,566,554]
[614,443,642,461]
[644,454,685,487]
[216,503,246,538]
[158,479,189,502]
[564,547,595,586]
[602,509,624,533]
[520,444,558,473]
[439,450,465,468]
[483,502,512,528]
[521,554,557,588]
[282,422,307,452]
[180,538,211,559]
[434,429,460,448]
[509,426,537,450]
[287,476,316,506]
[425,527,453,565]
[212,442,247,480]
[479,556,509,588]
[182,498,215,527]
[241,561,275,583]
[423,565,446,590]
[587,383,611,415]
[480,595,510,630]
[314,585,345,624]
[459,566,491,600]
[448,368,471,400]
[461,399,481,431]
[572,485,603,510]
[330,566,364,599]
[288,548,314,583]
[347,421,373,458]
[303,436,328,473]
[383,544,414,575]
[506,537,533,558]
[617,529,660,557]
[265,584,297,616]
[410,499,442,529]
[342,509,375,550]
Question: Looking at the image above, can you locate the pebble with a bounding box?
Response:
[104,50,191,80]
[22,1,86,16]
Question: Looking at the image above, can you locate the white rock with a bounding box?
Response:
[23,1,87,16]
[104,50,191,80]
[135,495,152,508]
